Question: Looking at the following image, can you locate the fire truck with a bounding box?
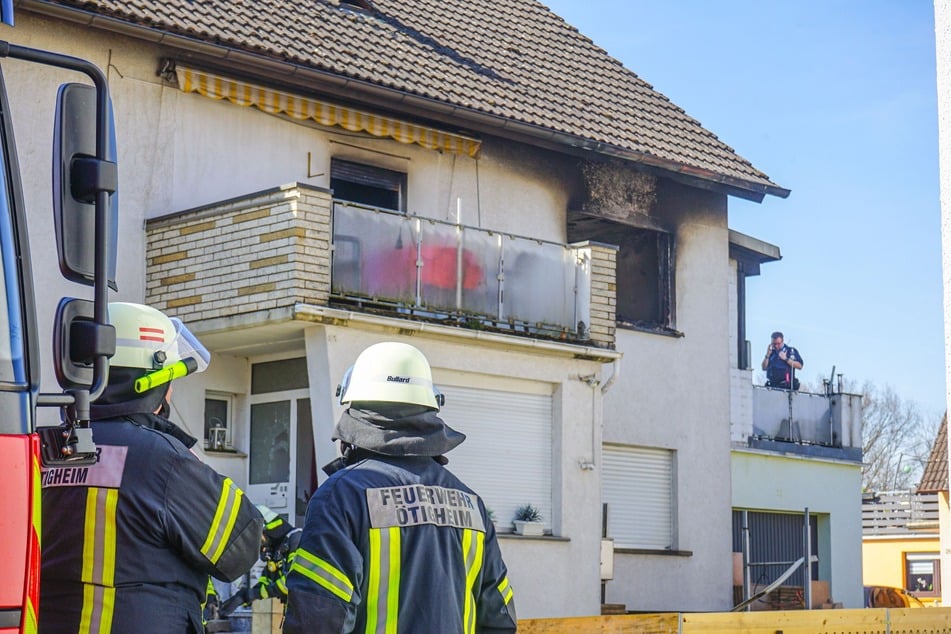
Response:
[0,4,118,632]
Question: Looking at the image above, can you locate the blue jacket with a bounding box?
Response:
[39,413,263,633]
[285,454,517,633]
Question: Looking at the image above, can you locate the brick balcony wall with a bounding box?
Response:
[577,241,617,349]
[145,183,332,324]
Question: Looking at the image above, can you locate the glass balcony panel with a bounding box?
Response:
[331,201,591,337]
[502,235,578,330]
[332,203,416,304]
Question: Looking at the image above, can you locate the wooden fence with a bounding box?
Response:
[519,607,951,633]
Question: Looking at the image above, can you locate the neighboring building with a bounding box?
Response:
[728,239,865,609]
[862,490,942,606]
[3,0,839,618]
[917,415,949,605]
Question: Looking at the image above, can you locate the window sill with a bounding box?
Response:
[204,448,247,458]
[614,548,692,557]
[497,533,569,542]
[616,322,684,338]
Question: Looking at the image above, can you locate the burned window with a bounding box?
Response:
[615,228,673,329]
[330,159,406,212]
[568,214,675,333]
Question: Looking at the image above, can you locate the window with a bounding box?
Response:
[602,444,674,549]
[204,392,234,451]
[330,159,406,212]
[438,384,552,533]
[906,553,940,597]
[567,216,674,332]
[615,228,673,329]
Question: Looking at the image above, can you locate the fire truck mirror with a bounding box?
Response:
[52,81,118,290]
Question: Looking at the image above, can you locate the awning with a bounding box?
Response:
[174,65,481,158]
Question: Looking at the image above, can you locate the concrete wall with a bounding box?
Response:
[732,450,864,608]
[935,0,951,610]
[602,181,735,611]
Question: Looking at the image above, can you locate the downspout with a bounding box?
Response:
[578,359,620,471]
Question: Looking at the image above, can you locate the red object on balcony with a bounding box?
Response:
[365,245,484,296]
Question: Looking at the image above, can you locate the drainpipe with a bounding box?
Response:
[601,359,620,394]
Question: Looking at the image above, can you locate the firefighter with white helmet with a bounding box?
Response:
[40,302,263,633]
[285,341,517,633]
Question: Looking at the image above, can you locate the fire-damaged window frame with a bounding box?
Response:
[568,213,677,336]
[614,227,675,332]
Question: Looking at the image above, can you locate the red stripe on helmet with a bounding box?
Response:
[139,326,165,343]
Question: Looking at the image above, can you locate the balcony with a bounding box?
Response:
[731,371,863,462]
[331,201,609,342]
[144,183,617,350]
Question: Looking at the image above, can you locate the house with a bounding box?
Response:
[916,415,949,605]
[861,489,942,606]
[7,0,819,619]
[725,235,865,610]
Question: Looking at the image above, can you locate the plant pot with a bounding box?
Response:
[513,520,545,536]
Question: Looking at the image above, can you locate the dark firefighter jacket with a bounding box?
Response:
[284,453,517,634]
[39,412,263,634]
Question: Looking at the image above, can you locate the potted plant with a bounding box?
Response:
[512,504,544,536]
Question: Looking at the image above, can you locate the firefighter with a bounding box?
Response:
[284,342,517,633]
[218,506,301,615]
[39,302,263,633]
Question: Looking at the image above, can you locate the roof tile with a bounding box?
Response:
[36,0,784,195]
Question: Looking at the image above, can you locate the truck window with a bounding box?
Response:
[0,151,22,384]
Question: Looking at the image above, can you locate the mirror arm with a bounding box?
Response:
[0,42,114,401]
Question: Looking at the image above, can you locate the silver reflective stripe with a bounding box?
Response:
[366,485,485,532]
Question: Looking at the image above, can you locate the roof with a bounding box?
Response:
[26,0,788,201]
[917,415,948,493]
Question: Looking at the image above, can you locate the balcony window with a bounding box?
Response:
[330,159,406,212]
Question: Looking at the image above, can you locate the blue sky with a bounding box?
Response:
[543,0,945,419]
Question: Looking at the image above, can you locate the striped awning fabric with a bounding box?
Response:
[174,65,481,158]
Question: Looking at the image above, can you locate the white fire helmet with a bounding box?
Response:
[108,302,209,373]
[337,342,444,410]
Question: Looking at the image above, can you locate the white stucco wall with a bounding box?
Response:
[602,185,735,612]
[935,0,951,608]
[731,450,864,608]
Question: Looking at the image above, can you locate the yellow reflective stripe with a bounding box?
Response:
[201,478,244,564]
[365,527,400,634]
[462,529,484,634]
[79,488,119,633]
[265,517,284,530]
[23,597,37,634]
[31,454,41,550]
[291,549,354,602]
[497,576,514,605]
[385,527,400,634]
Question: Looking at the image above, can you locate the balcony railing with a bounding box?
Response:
[862,491,940,535]
[331,201,592,340]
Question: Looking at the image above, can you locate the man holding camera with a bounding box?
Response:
[762,330,803,390]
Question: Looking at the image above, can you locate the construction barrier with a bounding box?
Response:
[519,607,951,633]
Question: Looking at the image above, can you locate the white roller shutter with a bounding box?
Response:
[602,444,673,549]
[438,385,552,530]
